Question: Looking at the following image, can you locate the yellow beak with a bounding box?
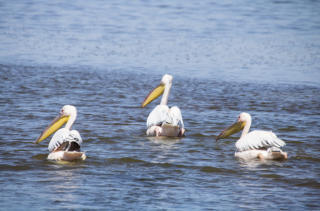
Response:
[35,114,69,144]
[216,121,246,141]
[141,83,165,108]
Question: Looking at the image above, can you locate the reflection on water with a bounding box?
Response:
[237,158,286,170]
[146,136,182,146]
[48,169,81,204]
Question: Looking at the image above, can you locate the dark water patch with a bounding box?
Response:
[200,166,237,174]
[294,156,320,162]
[275,178,320,189]
[261,173,284,179]
[31,154,48,160]
[0,164,31,171]
[278,126,298,132]
[106,157,145,165]
[295,180,320,189]
[188,133,209,138]
[96,137,117,144]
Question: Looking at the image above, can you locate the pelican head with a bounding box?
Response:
[161,74,173,85]
[35,105,77,144]
[216,112,250,141]
[141,74,173,108]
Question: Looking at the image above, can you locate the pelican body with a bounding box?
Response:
[142,74,185,137]
[216,112,287,160]
[35,105,86,161]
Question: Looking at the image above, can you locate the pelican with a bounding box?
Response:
[216,112,288,160]
[141,74,185,137]
[35,105,86,161]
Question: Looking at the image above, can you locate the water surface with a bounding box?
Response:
[0,0,320,210]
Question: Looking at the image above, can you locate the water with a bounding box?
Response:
[1,0,320,210]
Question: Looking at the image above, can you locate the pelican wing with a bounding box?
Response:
[68,130,82,145]
[235,130,285,152]
[146,105,184,129]
[168,106,184,129]
[146,105,170,128]
[48,128,82,152]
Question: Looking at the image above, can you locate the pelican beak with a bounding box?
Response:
[35,113,69,144]
[216,121,245,141]
[141,83,165,108]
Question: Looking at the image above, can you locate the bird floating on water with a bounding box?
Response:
[35,105,86,161]
[216,112,287,160]
[141,74,185,137]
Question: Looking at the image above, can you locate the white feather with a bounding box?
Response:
[146,105,184,129]
[147,105,169,128]
[235,130,285,152]
[168,106,184,129]
[48,128,82,152]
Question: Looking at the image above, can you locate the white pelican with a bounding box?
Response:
[35,105,86,161]
[141,74,185,137]
[216,112,288,160]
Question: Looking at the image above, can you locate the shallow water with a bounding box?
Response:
[1,0,320,210]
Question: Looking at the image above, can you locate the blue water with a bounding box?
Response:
[1,0,320,84]
[0,0,320,210]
